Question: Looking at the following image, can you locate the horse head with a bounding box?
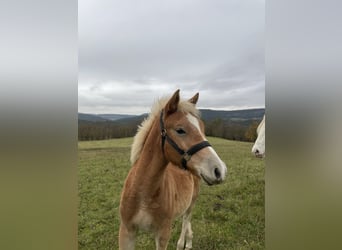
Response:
[161,90,227,185]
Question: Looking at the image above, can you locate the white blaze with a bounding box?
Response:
[186,114,227,182]
[186,114,204,138]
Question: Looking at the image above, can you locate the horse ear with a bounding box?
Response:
[188,92,199,105]
[165,89,180,115]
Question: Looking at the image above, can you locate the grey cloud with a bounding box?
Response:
[79,0,264,114]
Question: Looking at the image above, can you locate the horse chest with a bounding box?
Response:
[132,209,153,231]
[173,196,193,218]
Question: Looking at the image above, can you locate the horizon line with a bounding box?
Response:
[78,106,265,116]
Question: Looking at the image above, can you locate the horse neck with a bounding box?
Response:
[135,117,168,190]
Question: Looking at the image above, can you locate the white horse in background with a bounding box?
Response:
[252,115,265,158]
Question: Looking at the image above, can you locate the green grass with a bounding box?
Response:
[78,137,264,249]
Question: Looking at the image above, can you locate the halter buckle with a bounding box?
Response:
[183,152,192,161]
[161,129,167,137]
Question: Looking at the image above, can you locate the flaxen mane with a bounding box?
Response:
[130,97,200,164]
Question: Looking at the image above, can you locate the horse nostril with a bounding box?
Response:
[255,149,259,155]
[214,168,221,179]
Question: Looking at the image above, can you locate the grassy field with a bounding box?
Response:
[78,137,264,249]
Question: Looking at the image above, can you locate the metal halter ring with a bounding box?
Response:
[183,153,192,161]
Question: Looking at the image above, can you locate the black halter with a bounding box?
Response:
[160,109,211,170]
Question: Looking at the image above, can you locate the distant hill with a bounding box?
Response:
[78,108,265,125]
[78,113,109,122]
[78,108,265,141]
[111,113,149,125]
[78,108,264,125]
[78,109,264,123]
[200,108,264,122]
[97,114,136,121]
[78,113,136,122]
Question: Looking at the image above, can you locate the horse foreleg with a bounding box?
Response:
[177,210,193,250]
[119,223,136,250]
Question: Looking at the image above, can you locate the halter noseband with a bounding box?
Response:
[160,109,211,170]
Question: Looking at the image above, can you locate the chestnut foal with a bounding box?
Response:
[119,90,227,250]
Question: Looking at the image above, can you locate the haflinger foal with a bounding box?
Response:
[119,90,227,250]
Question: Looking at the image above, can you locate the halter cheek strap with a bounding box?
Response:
[160,109,211,170]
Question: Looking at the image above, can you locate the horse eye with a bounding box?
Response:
[176,128,186,135]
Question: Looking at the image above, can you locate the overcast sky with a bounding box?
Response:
[79,0,264,115]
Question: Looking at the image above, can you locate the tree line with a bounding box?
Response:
[78,118,260,142]
[205,118,259,142]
